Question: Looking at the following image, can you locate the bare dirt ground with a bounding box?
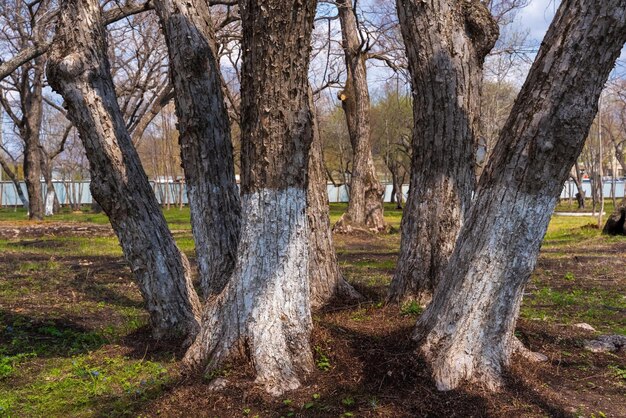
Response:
[0,221,114,239]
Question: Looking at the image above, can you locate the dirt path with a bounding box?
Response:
[0,221,114,239]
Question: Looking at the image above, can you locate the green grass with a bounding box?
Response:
[0,206,192,229]
[0,199,616,227]
[554,198,620,214]
[0,206,110,224]
[400,301,423,317]
[521,285,626,334]
[0,353,169,417]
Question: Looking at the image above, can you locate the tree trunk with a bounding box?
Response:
[572,161,586,208]
[388,0,498,304]
[47,0,201,339]
[603,197,626,235]
[308,91,361,309]
[22,58,46,220]
[184,0,317,395]
[333,0,386,233]
[153,0,241,298]
[412,0,626,391]
[388,163,404,209]
[41,155,60,215]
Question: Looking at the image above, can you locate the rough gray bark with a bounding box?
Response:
[184,0,317,395]
[388,0,498,304]
[153,0,241,298]
[47,0,201,339]
[308,91,361,309]
[412,0,626,391]
[333,0,386,233]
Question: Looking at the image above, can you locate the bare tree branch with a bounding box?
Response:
[0,0,156,81]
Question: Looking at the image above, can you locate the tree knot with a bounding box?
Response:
[463,0,499,61]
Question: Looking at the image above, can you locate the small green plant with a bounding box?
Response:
[400,300,423,316]
[302,393,322,411]
[314,346,331,371]
[563,272,575,281]
[282,399,293,406]
[204,367,229,381]
[350,308,369,321]
[341,396,355,407]
[38,325,63,337]
[0,352,36,379]
[242,407,251,415]
[608,364,626,380]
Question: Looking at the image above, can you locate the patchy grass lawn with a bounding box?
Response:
[555,198,621,214]
[0,203,624,417]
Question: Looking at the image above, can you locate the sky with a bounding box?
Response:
[509,0,626,80]
[517,0,558,42]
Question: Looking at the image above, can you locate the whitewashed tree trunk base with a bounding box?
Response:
[185,188,314,396]
[44,191,55,216]
[413,189,556,391]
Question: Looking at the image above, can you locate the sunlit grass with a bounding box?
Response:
[0,206,192,228]
[0,353,169,417]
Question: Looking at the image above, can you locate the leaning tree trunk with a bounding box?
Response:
[391,166,403,209]
[308,91,361,309]
[388,0,498,304]
[47,0,201,339]
[184,0,318,396]
[572,161,586,208]
[153,0,241,298]
[22,58,46,220]
[412,0,626,391]
[333,0,386,233]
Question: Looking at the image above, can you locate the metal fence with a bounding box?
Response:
[560,179,626,200]
[1,179,623,207]
[0,181,189,207]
